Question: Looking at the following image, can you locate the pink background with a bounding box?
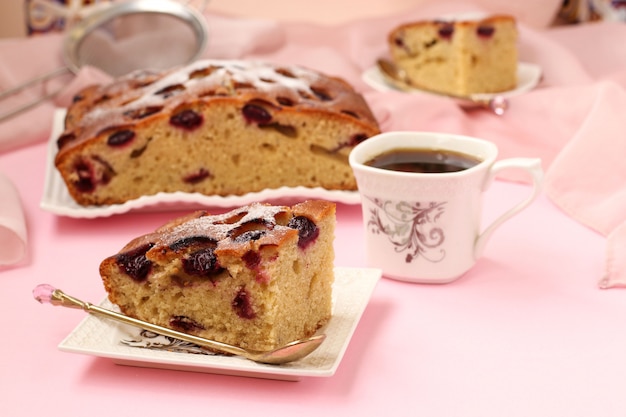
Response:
[1,143,616,416]
[2,1,626,416]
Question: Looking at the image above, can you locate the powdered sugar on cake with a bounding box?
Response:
[125,60,322,113]
[163,203,290,245]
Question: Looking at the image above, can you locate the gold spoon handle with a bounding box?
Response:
[35,284,326,364]
[49,288,251,358]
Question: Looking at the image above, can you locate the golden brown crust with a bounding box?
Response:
[56,61,378,159]
[389,14,516,37]
[292,199,337,222]
[103,201,334,264]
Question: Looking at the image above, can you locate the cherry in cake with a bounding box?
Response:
[99,200,336,352]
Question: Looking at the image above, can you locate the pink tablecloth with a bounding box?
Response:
[1,3,626,416]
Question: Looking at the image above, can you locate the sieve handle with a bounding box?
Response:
[0,67,70,99]
[0,66,71,122]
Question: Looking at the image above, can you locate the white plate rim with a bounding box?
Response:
[57,267,381,381]
[361,62,542,100]
[41,109,361,219]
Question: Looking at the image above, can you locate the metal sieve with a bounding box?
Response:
[0,0,208,122]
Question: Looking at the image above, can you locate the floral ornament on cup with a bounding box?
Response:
[366,197,447,264]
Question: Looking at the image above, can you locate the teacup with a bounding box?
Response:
[349,131,543,284]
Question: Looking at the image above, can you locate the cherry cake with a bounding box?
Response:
[55,59,380,206]
[388,15,518,96]
[99,200,335,352]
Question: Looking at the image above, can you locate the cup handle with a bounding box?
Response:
[474,158,544,259]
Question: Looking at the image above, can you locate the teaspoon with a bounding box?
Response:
[33,284,326,365]
[376,58,509,116]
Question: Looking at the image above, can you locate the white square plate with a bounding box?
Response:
[58,267,381,381]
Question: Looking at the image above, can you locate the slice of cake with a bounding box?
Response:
[388,15,518,96]
[55,59,380,206]
[99,200,335,352]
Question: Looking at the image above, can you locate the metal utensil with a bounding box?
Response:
[376,58,509,116]
[33,284,326,365]
[0,0,208,122]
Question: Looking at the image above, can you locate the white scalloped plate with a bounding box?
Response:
[58,267,381,381]
[362,62,542,101]
[41,109,361,218]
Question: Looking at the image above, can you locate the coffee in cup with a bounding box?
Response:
[364,148,482,173]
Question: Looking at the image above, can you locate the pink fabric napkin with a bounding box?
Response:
[0,4,624,286]
[0,171,27,266]
[543,80,626,288]
[600,224,626,288]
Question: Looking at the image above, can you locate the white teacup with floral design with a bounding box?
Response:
[349,131,543,284]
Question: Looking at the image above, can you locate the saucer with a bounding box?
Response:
[362,62,542,101]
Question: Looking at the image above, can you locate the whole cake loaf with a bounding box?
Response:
[55,59,380,206]
[388,15,518,96]
[99,200,335,352]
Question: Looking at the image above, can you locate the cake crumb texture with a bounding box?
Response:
[55,60,380,206]
[99,200,336,352]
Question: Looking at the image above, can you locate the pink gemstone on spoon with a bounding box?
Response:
[33,284,56,304]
